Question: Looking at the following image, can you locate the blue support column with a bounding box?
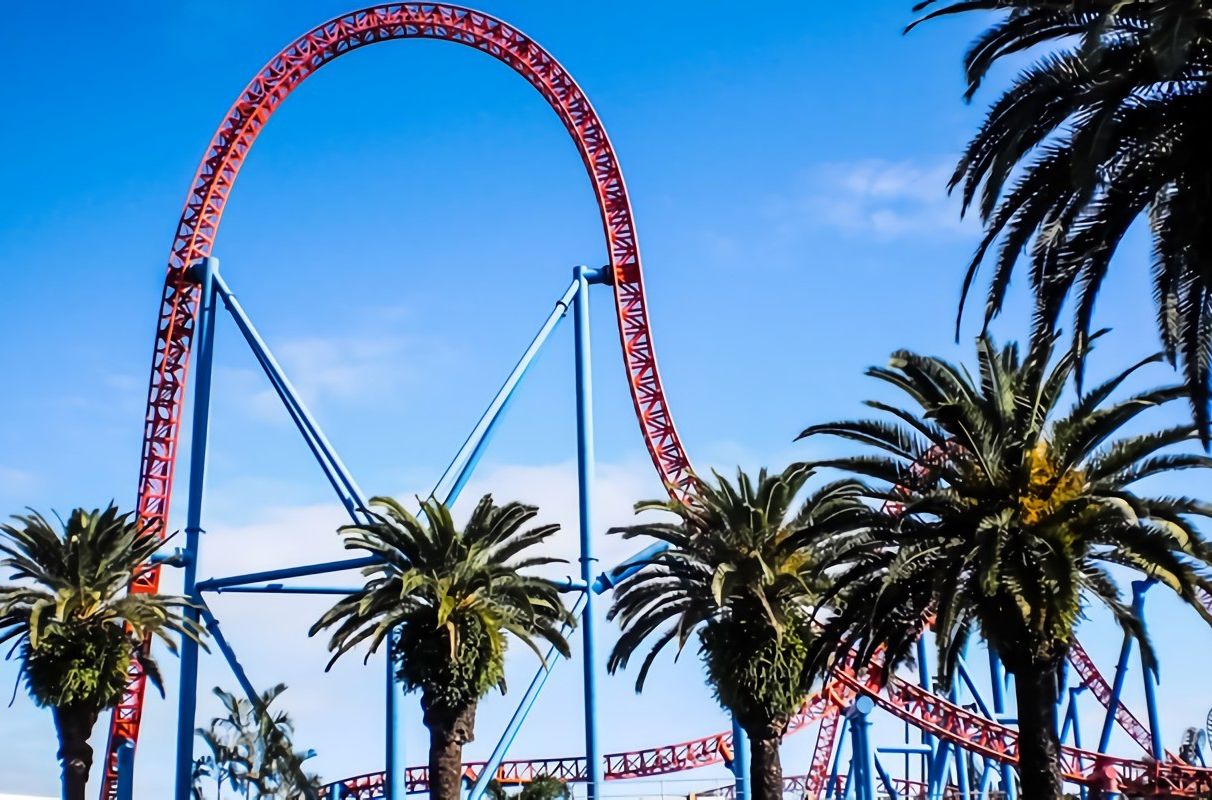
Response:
[988,650,1016,800]
[824,721,850,800]
[845,697,877,800]
[387,630,408,800]
[916,637,936,758]
[926,741,953,800]
[116,739,135,800]
[731,716,750,800]
[1098,634,1135,753]
[174,256,219,800]
[574,265,607,800]
[1132,579,1164,762]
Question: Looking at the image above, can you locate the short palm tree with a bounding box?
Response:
[912,0,1212,434]
[311,495,574,800]
[606,465,869,800]
[800,332,1212,799]
[0,505,204,800]
[193,684,319,799]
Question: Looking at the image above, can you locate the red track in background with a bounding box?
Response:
[109,4,1196,798]
[105,5,692,796]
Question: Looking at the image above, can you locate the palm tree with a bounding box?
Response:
[911,0,1212,435]
[192,684,320,799]
[0,505,205,800]
[606,465,870,800]
[800,332,1212,799]
[310,495,574,800]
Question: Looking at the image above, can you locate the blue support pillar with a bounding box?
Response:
[845,697,877,800]
[387,630,408,800]
[1132,579,1164,762]
[916,637,936,758]
[872,754,900,800]
[116,739,135,800]
[825,721,850,800]
[174,256,219,800]
[926,741,953,800]
[1098,634,1135,754]
[988,650,1016,800]
[731,716,750,800]
[574,265,607,800]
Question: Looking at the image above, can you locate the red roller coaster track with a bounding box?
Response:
[105,5,693,796]
[109,4,1200,798]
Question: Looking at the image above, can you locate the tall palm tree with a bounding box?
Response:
[0,505,205,800]
[800,332,1212,799]
[311,495,574,800]
[912,0,1212,435]
[606,465,869,800]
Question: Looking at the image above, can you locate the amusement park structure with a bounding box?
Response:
[96,4,1212,800]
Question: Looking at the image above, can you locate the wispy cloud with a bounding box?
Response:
[222,331,425,423]
[791,157,972,241]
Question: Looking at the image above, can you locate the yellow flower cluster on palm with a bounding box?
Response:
[1019,441,1087,526]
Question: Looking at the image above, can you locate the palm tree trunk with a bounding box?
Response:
[426,701,477,800]
[1013,662,1063,800]
[53,705,99,800]
[742,719,786,800]
[748,735,782,800]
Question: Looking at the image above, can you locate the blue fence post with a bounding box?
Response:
[731,716,750,800]
[574,265,606,800]
[174,256,219,800]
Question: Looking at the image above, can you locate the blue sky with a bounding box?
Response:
[2,0,1211,796]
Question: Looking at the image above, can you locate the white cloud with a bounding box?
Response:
[218,332,425,423]
[795,157,973,241]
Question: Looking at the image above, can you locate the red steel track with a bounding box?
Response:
[105,4,693,796]
[111,4,1200,798]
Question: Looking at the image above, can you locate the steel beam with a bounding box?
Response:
[174,256,218,800]
[574,264,608,800]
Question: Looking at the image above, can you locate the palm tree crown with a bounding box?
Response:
[914,0,1212,433]
[607,465,870,800]
[311,494,574,800]
[0,505,204,799]
[800,332,1212,797]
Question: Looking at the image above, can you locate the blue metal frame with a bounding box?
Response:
[167,262,621,800]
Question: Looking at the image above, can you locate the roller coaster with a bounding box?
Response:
[97,5,1212,799]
